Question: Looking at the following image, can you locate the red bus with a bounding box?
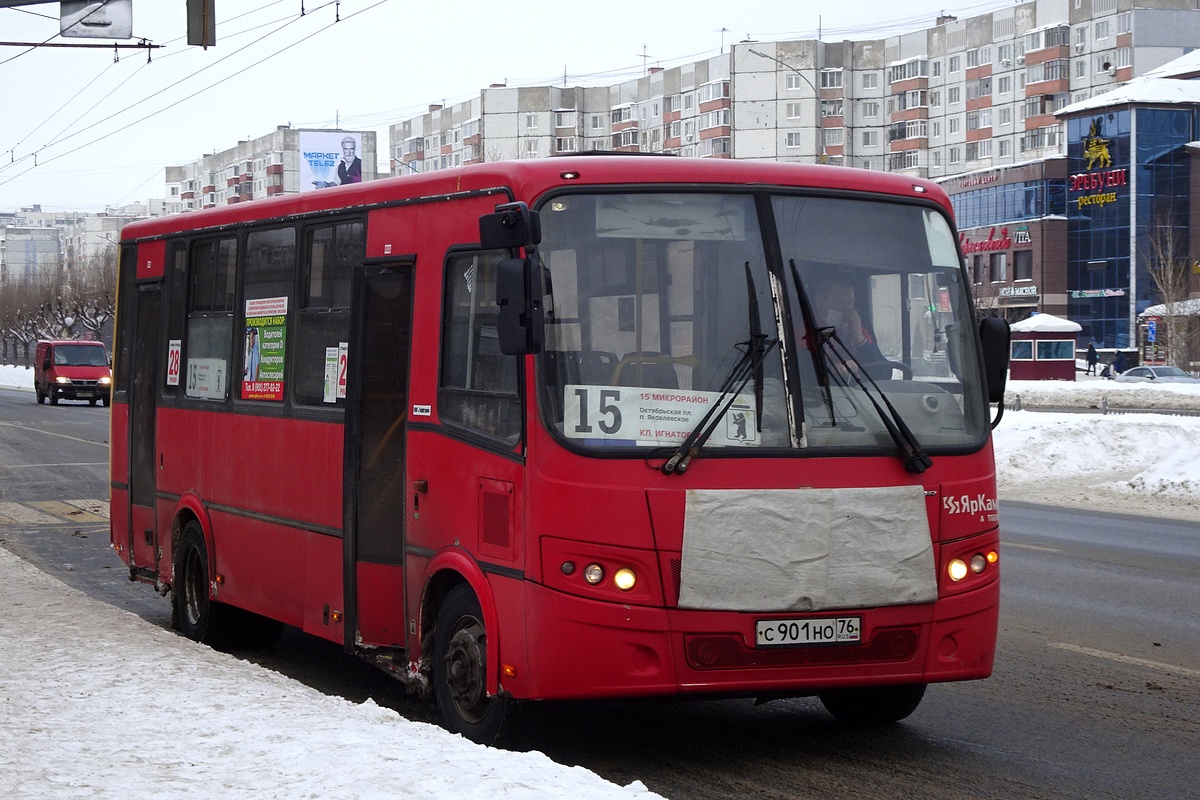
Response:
[111,156,1010,744]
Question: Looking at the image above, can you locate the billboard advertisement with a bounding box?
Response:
[299,132,364,191]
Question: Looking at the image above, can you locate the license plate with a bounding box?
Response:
[755,616,861,647]
[77,391,94,398]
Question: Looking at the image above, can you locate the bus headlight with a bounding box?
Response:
[98,376,111,385]
[948,559,969,582]
[583,563,604,585]
[55,376,71,384]
[613,568,636,591]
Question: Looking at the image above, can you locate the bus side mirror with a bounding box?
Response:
[978,317,1010,404]
[496,257,544,355]
[480,202,542,250]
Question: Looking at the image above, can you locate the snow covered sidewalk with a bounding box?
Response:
[0,547,663,800]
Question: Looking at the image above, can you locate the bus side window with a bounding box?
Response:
[439,250,522,444]
[294,221,361,407]
[184,237,237,402]
[162,241,188,399]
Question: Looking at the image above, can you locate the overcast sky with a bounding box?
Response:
[0,0,1007,213]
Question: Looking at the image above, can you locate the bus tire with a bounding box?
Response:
[36,388,45,404]
[50,391,59,405]
[818,683,926,724]
[431,583,515,745]
[173,520,229,646]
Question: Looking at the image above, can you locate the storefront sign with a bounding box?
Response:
[999,285,1039,297]
[1068,288,1126,298]
[958,172,999,188]
[960,226,1011,254]
[1012,225,1032,247]
[1070,119,1127,210]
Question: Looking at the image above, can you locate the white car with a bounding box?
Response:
[1113,365,1200,384]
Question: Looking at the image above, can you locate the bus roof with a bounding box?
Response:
[120,157,952,242]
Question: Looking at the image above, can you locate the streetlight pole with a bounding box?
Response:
[747,47,828,164]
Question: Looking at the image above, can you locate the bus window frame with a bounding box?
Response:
[437,244,526,454]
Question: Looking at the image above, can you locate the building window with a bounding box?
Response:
[932,60,942,77]
[554,111,576,128]
[820,99,843,117]
[697,81,730,102]
[1037,340,1075,360]
[862,130,878,147]
[862,101,879,118]
[989,252,1007,282]
[526,114,538,131]
[785,131,803,148]
[823,128,844,147]
[1117,11,1131,34]
[949,55,961,73]
[700,109,730,129]
[948,86,961,105]
[948,117,961,134]
[999,138,1012,158]
[949,147,961,164]
[930,90,942,108]
[999,107,1012,127]
[1094,20,1110,40]
[820,69,843,88]
[786,74,806,91]
[1014,249,1033,281]
[1011,340,1033,360]
[786,102,804,119]
[861,72,878,89]
[1117,47,1131,68]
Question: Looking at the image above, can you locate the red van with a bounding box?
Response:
[34,340,112,406]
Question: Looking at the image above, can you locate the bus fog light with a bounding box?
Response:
[970,554,987,574]
[583,563,604,585]
[613,568,636,591]
[948,559,968,582]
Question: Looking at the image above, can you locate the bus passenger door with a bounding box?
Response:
[343,263,414,653]
[128,284,161,579]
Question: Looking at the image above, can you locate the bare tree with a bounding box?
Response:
[1141,210,1199,369]
[71,246,117,341]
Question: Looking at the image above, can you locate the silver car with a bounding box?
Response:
[1113,365,1200,384]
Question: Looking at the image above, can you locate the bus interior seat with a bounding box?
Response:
[613,352,680,389]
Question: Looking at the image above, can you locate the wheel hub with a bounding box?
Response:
[444,619,487,722]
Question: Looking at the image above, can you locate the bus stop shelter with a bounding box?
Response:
[1009,313,1082,381]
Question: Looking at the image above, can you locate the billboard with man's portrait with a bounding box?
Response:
[299,132,364,191]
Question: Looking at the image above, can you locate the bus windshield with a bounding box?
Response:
[536,190,989,455]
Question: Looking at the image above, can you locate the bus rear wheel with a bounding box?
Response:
[818,683,927,724]
[432,584,515,745]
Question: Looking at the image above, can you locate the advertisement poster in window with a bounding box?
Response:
[243,296,288,401]
[299,131,363,191]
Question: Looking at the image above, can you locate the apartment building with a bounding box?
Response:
[165,126,378,213]
[387,1,1200,181]
[380,0,1200,350]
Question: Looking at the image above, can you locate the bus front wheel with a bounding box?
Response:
[174,520,226,645]
[431,584,515,745]
[818,683,926,724]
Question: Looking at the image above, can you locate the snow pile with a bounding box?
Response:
[992,410,1200,500]
[0,548,663,800]
[1006,376,1200,411]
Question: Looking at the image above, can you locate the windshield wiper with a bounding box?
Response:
[661,333,776,475]
[819,331,933,474]
[788,259,836,424]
